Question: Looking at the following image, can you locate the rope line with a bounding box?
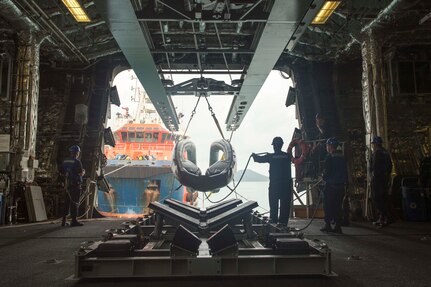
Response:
[104,163,132,176]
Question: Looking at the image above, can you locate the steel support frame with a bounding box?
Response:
[224,0,315,131]
[361,29,388,219]
[94,0,179,130]
[75,198,333,279]
[76,250,331,278]
[165,77,240,96]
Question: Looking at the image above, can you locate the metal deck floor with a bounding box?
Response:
[0,218,430,287]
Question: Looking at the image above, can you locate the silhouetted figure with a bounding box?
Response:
[315,113,332,139]
[420,157,431,188]
[369,136,392,227]
[321,138,348,234]
[143,181,160,216]
[60,145,85,227]
[310,114,333,178]
[252,137,293,225]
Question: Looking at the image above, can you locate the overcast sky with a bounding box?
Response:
[110,70,298,177]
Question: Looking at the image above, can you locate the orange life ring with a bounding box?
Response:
[287,139,309,165]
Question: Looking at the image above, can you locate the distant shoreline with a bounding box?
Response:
[234,169,268,182]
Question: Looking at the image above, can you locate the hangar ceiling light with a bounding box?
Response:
[312,1,341,24]
[61,0,91,22]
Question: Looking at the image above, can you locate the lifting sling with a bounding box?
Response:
[172,138,237,192]
[172,94,237,192]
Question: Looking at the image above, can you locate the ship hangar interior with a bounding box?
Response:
[0,0,431,286]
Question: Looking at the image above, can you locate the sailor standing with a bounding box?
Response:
[253,137,293,226]
[369,136,392,227]
[60,145,85,227]
[320,138,348,233]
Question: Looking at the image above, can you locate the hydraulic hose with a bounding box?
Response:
[204,152,267,204]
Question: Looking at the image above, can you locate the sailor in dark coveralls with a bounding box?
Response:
[60,145,85,227]
[320,137,348,234]
[252,137,293,225]
[369,136,392,227]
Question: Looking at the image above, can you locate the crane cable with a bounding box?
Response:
[203,151,326,231]
[204,152,267,204]
[204,96,225,140]
[182,94,202,138]
[182,94,225,140]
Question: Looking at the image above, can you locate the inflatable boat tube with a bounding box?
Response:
[172,139,237,192]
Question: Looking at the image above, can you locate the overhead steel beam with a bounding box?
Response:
[225,0,314,131]
[165,77,241,96]
[135,6,269,22]
[159,71,245,75]
[138,19,268,23]
[285,0,328,52]
[94,0,179,130]
[151,49,255,54]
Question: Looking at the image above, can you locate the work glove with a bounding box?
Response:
[251,153,257,161]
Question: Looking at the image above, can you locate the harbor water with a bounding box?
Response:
[198,181,270,214]
[197,179,306,215]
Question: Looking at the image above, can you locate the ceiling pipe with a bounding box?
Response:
[20,0,89,63]
[85,20,106,29]
[336,34,360,59]
[297,41,325,51]
[84,1,95,8]
[159,21,172,71]
[87,48,121,60]
[338,0,415,56]
[0,0,39,31]
[239,0,264,20]
[361,1,399,32]
[307,26,332,36]
[64,20,107,34]
[0,0,70,62]
[236,22,243,34]
[199,22,206,33]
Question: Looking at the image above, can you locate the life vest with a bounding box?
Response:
[172,139,237,192]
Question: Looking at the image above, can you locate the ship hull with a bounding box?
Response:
[96,160,184,218]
